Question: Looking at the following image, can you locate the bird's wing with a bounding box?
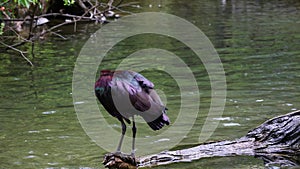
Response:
[110,71,169,126]
[131,73,167,123]
[130,85,169,127]
[132,72,154,89]
[111,70,165,113]
[112,70,154,94]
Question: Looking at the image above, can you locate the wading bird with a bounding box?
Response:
[95,70,170,157]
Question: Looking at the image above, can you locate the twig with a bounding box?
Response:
[2,0,133,52]
[103,1,138,15]
[85,0,102,15]
[0,13,99,22]
[28,4,38,40]
[39,3,104,37]
[74,19,77,32]
[8,26,32,43]
[50,31,67,40]
[0,41,33,66]
[108,0,114,10]
[45,21,72,33]
[114,0,125,8]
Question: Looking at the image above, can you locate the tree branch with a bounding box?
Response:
[0,41,33,66]
[102,110,300,168]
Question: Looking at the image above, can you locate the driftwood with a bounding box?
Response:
[102,110,300,168]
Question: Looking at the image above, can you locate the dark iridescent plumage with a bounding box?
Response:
[95,70,170,154]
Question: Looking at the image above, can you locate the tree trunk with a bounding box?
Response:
[102,110,300,168]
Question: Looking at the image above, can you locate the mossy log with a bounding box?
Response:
[102,110,300,168]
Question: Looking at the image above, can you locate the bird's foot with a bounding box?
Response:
[131,149,136,157]
[114,151,122,156]
[113,151,135,159]
[114,151,136,163]
[103,152,137,169]
[131,151,136,165]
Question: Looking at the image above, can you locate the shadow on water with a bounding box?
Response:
[1,0,300,168]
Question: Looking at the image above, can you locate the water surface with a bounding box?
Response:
[1,0,300,168]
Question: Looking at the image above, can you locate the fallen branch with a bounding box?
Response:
[102,110,300,168]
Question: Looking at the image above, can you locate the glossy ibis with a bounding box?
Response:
[95,70,170,156]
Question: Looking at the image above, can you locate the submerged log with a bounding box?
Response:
[102,110,300,168]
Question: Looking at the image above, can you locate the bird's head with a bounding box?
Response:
[100,70,113,76]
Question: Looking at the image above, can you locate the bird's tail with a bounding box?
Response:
[146,112,170,131]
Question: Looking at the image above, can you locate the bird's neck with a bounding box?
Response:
[95,75,113,89]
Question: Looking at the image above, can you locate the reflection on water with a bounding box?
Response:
[1,0,300,168]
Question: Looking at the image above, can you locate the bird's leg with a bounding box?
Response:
[116,118,126,154]
[131,116,137,157]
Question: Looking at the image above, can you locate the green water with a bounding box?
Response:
[1,0,300,168]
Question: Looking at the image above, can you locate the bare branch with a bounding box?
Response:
[50,31,68,40]
[107,0,114,10]
[0,41,33,66]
